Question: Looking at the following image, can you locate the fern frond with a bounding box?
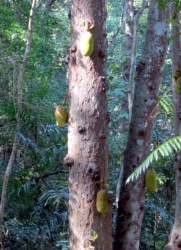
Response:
[38,188,69,206]
[158,94,173,116]
[126,135,181,183]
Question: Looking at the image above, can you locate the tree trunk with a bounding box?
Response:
[66,1,112,249]
[119,0,146,132]
[163,11,181,250]
[113,1,169,249]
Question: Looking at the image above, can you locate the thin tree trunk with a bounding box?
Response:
[119,0,146,131]
[66,0,112,249]
[0,0,36,248]
[113,1,169,249]
[128,0,147,116]
[116,0,146,205]
[119,0,134,134]
[116,0,134,207]
[108,0,126,48]
[163,11,181,250]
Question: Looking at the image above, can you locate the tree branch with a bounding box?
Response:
[34,170,69,182]
[0,134,19,225]
[17,0,36,112]
[51,0,69,12]
[107,1,126,48]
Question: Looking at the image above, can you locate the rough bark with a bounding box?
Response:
[163,11,181,250]
[66,1,112,250]
[113,1,169,249]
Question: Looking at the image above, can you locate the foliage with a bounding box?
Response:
[126,136,181,183]
[157,0,181,10]
[158,92,173,118]
[0,0,70,248]
[140,156,175,250]
[0,0,178,249]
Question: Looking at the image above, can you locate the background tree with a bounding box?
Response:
[116,0,147,207]
[164,5,181,250]
[113,1,170,249]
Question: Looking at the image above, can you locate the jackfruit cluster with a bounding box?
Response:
[55,106,68,127]
[80,31,94,56]
[96,190,108,214]
[146,168,157,192]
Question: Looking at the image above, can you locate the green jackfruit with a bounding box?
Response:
[177,77,181,86]
[96,190,108,214]
[176,85,181,94]
[55,106,68,127]
[146,169,157,192]
[174,70,181,81]
[176,77,181,94]
[80,31,94,56]
[172,12,178,20]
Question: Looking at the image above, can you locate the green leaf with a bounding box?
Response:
[165,143,173,154]
[158,94,173,116]
[91,230,97,237]
[126,135,181,184]
[158,147,165,157]
[173,137,181,150]
[106,183,110,188]
[164,18,180,27]
[169,140,178,151]
[167,32,181,43]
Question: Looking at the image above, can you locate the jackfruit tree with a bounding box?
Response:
[113,0,169,249]
[0,0,179,249]
[65,0,112,249]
